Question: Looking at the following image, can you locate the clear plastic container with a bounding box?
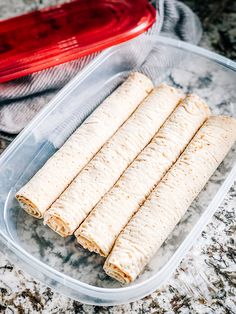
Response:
[0,35,235,305]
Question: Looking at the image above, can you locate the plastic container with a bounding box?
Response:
[0,0,155,83]
[0,35,235,305]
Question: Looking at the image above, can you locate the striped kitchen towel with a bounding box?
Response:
[0,0,201,136]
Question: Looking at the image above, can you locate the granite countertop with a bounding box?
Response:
[0,1,235,313]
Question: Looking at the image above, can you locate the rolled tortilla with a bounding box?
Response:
[104,116,236,283]
[16,72,153,218]
[75,94,210,256]
[44,84,183,236]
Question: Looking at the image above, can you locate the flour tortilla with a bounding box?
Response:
[75,94,210,256]
[104,116,236,283]
[44,84,183,236]
[16,72,153,218]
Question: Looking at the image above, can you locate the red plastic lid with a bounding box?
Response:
[0,0,156,83]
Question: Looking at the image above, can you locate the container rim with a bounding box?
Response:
[0,35,235,302]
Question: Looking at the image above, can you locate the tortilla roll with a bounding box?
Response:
[44,84,183,236]
[75,94,210,256]
[16,72,153,218]
[104,116,236,283]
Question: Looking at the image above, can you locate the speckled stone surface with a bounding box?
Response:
[0,1,236,313]
[184,0,236,60]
